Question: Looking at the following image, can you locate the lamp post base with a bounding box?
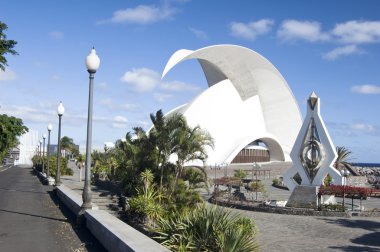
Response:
[77,208,87,225]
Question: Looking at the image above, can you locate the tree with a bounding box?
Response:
[171,125,214,196]
[60,136,78,158]
[334,146,352,170]
[0,21,18,71]
[149,110,186,193]
[0,114,28,161]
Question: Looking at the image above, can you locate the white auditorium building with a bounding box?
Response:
[162,45,302,167]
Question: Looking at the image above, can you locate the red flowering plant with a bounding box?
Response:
[319,185,376,198]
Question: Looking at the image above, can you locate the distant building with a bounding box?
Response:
[17,130,39,165]
[48,144,79,159]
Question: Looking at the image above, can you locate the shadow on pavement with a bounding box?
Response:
[329,245,380,251]
[319,218,380,231]
[0,208,69,222]
[47,190,106,252]
[0,187,49,195]
[321,218,380,249]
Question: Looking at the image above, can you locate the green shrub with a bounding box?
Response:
[272,178,279,185]
[155,204,259,252]
[320,203,345,212]
[251,181,265,192]
[32,155,71,176]
[234,169,247,179]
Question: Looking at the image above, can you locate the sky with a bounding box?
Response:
[1,0,380,163]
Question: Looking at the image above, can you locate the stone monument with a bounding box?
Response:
[283,92,343,208]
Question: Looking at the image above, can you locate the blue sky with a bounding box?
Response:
[1,0,380,162]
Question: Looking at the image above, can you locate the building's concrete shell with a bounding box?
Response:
[162,45,302,166]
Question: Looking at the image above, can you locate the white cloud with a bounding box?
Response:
[49,31,64,40]
[154,93,173,103]
[189,27,208,40]
[322,45,362,60]
[350,123,377,133]
[98,4,177,25]
[160,80,199,92]
[97,82,108,89]
[121,67,198,93]
[100,99,139,112]
[51,74,60,81]
[331,20,380,44]
[351,84,380,94]
[230,19,274,40]
[114,115,128,123]
[0,104,52,123]
[120,103,139,111]
[100,99,114,109]
[111,116,128,129]
[0,103,131,129]
[121,68,159,92]
[111,123,127,129]
[278,20,330,42]
[328,121,380,138]
[0,68,16,81]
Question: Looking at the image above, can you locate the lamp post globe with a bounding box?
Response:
[86,47,100,73]
[56,102,64,186]
[47,123,53,179]
[80,47,100,215]
[57,102,65,116]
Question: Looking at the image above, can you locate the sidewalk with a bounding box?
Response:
[60,161,86,192]
[0,165,105,252]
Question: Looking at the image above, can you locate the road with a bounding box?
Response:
[0,165,105,252]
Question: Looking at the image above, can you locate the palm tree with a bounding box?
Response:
[149,110,186,193]
[334,146,353,170]
[60,136,76,158]
[171,125,214,196]
[91,150,103,173]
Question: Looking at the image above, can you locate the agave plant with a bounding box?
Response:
[155,204,258,252]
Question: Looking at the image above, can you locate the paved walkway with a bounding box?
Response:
[206,166,380,251]
[235,209,380,252]
[0,165,105,252]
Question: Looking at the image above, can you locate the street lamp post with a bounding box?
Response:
[47,123,53,179]
[80,47,100,213]
[42,134,46,174]
[39,139,42,167]
[341,169,350,210]
[56,102,65,186]
[254,162,261,201]
[254,163,258,201]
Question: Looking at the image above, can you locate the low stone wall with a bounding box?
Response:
[85,210,169,252]
[209,198,380,217]
[55,184,99,215]
[55,184,169,252]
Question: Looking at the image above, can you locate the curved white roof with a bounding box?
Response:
[162,45,302,165]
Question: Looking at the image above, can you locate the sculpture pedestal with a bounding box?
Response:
[286,185,319,209]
